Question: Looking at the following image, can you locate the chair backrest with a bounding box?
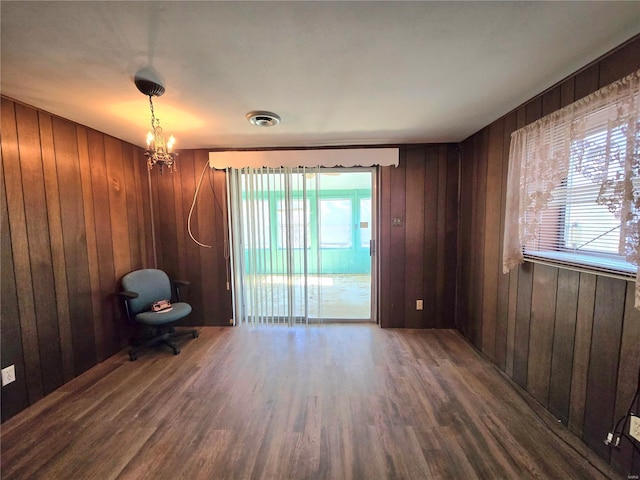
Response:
[121,269,173,315]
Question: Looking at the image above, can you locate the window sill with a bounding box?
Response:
[524,250,636,280]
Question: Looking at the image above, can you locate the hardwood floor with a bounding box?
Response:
[1,325,620,479]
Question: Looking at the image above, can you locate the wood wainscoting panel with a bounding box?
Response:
[176,150,204,326]
[575,63,601,101]
[527,263,559,407]
[14,103,64,396]
[513,262,533,388]
[378,163,393,327]
[583,276,626,461]
[611,282,640,473]
[0,160,30,420]
[468,132,486,347]
[456,35,640,475]
[404,148,426,328]
[0,97,152,422]
[52,115,96,377]
[150,149,233,326]
[481,118,505,362]
[569,272,597,437]
[457,138,474,337]
[39,112,75,383]
[422,146,438,326]
[443,146,459,329]
[379,145,458,329]
[76,126,106,363]
[497,112,517,373]
[2,99,44,405]
[388,150,408,327]
[548,268,579,425]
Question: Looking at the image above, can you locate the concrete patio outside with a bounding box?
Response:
[244,273,372,321]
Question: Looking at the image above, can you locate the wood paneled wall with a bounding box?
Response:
[150,150,233,326]
[379,144,458,328]
[153,144,460,330]
[457,36,640,474]
[1,98,154,421]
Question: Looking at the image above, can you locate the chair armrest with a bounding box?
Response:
[116,290,139,299]
[171,280,189,302]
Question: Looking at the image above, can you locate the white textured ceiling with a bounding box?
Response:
[2,1,639,150]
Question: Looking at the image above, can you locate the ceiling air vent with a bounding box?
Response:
[246,111,281,127]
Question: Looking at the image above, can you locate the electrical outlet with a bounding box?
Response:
[2,365,16,386]
[630,415,640,442]
[416,300,423,311]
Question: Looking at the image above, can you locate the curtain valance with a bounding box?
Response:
[208,148,398,169]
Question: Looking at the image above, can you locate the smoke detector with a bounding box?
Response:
[246,111,281,127]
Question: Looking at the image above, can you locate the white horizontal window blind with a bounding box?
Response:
[524,116,636,276]
[503,69,640,306]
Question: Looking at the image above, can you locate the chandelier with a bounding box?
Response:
[135,77,177,173]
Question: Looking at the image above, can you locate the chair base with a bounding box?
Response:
[129,326,199,361]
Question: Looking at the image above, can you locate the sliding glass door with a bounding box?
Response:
[227,167,376,325]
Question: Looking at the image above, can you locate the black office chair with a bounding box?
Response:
[117,269,199,361]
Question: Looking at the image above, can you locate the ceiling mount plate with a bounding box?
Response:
[135,77,165,97]
[246,111,281,127]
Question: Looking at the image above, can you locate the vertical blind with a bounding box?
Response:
[227,166,326,325]
[218,148,397,325]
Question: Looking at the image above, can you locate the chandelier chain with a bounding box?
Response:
[148,95,157,130]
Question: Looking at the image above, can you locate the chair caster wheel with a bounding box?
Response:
[129,353,138,361]
[193,331,199,338]
[172,348,180,355]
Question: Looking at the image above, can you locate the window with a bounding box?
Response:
[242,200,270,249]
[277,199,310,249]
[523,128,636,276]
[360,198,371,248]
[563,127,626,256]
[503,70,639,305]
[319,199,352,248]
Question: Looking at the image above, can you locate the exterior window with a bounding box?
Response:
[563,161,621,256]
[277,199,310,249]
[319,199,352,248]
[242,200,270,249]
[360,198,371,248]
[524,127,635,275]
[503,70,639,304]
